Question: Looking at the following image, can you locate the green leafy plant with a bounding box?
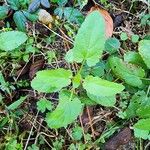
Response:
[54,0,84,24]
[0,0,38,32]
[31,11,125,129]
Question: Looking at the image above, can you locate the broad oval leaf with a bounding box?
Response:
[46,90,83,128]
[105,37,120,54]
[87,93,116,107]
[83,75,124,97]
[138,40,150,69]
[109,57,145,87]
[89,6,113,38]
[31,69,72,93]
[0,31,28,51]
[0,6,10,20]
[124,51,145,67]
[28,0,41,13]
[13,11,27,32]
[72,11,106,66]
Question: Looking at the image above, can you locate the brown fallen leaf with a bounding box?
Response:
[29,59,44,79]
[104,127,132,150]
[89,6,113,38]
[38,9,53,25]
[16,63,31,77]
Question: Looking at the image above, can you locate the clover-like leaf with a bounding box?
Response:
[37,98,52,113]
[46,90,83,128]
[31,69,72,93]
[0,31,28,51]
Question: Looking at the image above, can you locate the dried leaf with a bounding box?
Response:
[104,127,132,150]
[38,9,53,25]
[89,6,113,38]
[29,59,44,79]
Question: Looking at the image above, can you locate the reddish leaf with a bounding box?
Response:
[29,59,44,79]
[89,6,113,38]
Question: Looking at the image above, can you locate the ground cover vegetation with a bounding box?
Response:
[0,0,150,149]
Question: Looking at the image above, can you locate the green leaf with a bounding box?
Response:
[0,6,10,20]
[134,128,150,140]
[87,93,116,107]
[64,7,84,24]
[83,76,124,106]
[83,76,124,97]
[7,96,27,110]
[125,91,147,119]
[109,56,145,87]
[7,0,20,10]
[46,90,83,128]
[120,32,128,41]
[140,14,150,26]
[71,11,106,66]
[57,0,68,6]
[37,98,52,113]
[131,34,139,43]
[72,73,81,88]
[31,69,72,93]
[54,7,84,24]
[138,40,150,69]
[105,37,120,54]
[124,51,145,67]
[65,49,74,63]
[13,11,27,32]
[27,144,39,150]
[0,31,28,51]
[136,106,150,118]
[72,126,83,141]
[80,95,96,106]
[134,118,150,130]
[23,11,38,22]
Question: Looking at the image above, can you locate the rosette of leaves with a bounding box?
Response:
[0,0,39,32]
[31,11,125,129]
[53,0,84,24]
[28,0,50,13]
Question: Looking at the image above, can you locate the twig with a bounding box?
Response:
[41,23,74,44]
[24,111,39,150]
[86,106,95,139]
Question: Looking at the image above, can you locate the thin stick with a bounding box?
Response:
[86,106,95,139]
[24,111,39,150]
[41,23,73,44]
